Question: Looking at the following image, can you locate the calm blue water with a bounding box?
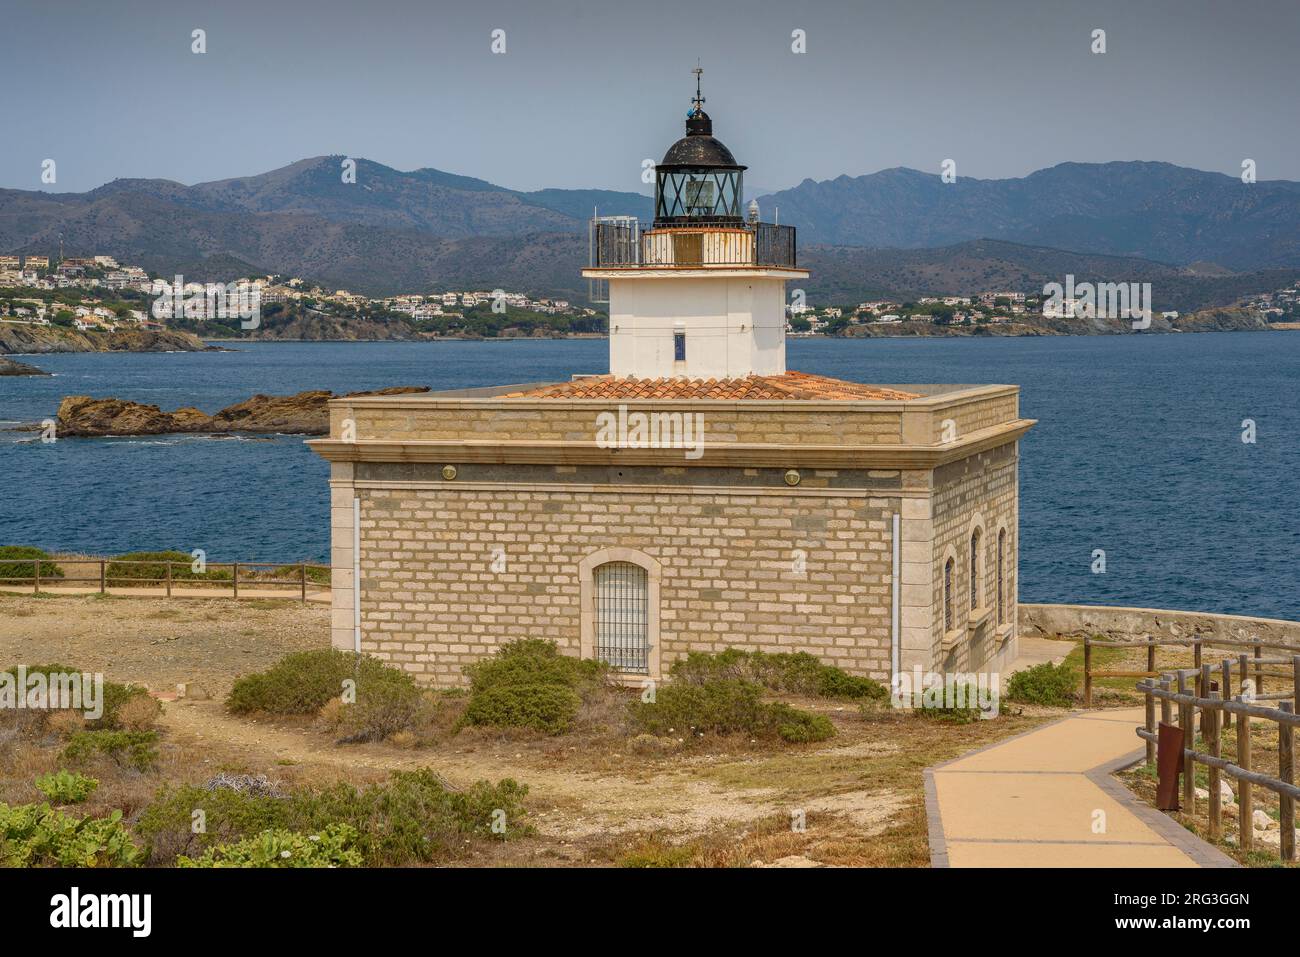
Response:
[1,335,1297,619]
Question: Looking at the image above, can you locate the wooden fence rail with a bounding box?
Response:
[0,559,330,603]
[1084,633,1300,708]
[1136,651,1299,864]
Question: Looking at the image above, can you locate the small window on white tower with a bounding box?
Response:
[674,329,686,361]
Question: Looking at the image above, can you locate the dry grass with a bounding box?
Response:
[0,594,1066,867]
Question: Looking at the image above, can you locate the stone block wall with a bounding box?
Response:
[336,465,901,686]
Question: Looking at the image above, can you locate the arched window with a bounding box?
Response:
[997,529,1007,624]
[593,561,649,674]
[943,558,955,632]
[969,529,982,612]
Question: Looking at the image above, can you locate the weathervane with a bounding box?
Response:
[690,62,704,116]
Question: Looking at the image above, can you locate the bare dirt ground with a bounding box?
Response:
[0,593,1056,867]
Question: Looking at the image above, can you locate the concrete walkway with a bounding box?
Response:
[925,707,1237,868]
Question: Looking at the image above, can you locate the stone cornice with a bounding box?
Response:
[307,418,1035,470]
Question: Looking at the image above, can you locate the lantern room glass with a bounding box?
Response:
[655,168,744,223]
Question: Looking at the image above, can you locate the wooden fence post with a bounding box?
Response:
[1159,678,1171,728]
[1206,691,1221,841]
[1221,658,1232,731]
[1200,663,1212,735]
[1178,671,1194,813]
[1255,640,1263,695]
[33,559,40,595]
[1144,681,1156,765]
[1281,701,1295,863]
[1293,655,1300,715]
[1194,640,1203,694]
[1237,705,1252,853]
[232,562,239,599]
[1083,636,1092,709]
[99,559,106,594]
[301,563,307,603]
[165,561,172,598]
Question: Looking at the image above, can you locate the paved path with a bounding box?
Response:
[925,707,1236,868]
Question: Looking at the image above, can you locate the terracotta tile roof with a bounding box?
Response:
[500,372,919,401]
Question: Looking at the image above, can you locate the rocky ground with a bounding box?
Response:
[52,385,430,436]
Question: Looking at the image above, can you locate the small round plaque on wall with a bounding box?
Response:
[783,469,801,486]
[441,465,458,480]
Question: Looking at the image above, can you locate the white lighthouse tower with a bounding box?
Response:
[583,69,808,380]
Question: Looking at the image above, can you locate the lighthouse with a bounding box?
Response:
[584,69,807,380]
[313,72,1034,691]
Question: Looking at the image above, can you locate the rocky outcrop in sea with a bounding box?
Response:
[54,386,430,437]
[0,356,50,375]
[0,325,216,355]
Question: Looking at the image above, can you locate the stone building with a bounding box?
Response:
[310,79,1034,689]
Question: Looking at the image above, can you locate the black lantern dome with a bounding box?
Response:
[654,68,746,225]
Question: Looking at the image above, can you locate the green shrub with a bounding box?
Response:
[226,649,401,716]
[273,563,331,585]
[629,679,834,743]
[138,769,529,866]
[62,730,159,771]
[334,666,424,743]
[1006,662,1077,708]
[177,824,362,868]
[106,550,231,584]
[912,681,994,724]
[0,546,62,583]
[465,639,608,698]
[670,648,887,702]
[767,703,836,743]
[457,640,609,734]
[3,663,156,731]
[460,683,581,735]
[35,770,98,804]
[0,803,141,867]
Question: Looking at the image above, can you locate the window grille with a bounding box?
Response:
[943,559,954,632]
[594,562,649,673]
[997,529,1007,624]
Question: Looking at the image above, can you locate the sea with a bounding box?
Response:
[1,333,1297,619]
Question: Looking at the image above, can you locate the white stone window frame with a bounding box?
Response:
[579,547,662,683]
[941,548,959,651]
[965,512,991,627]
[994,521,1014,642]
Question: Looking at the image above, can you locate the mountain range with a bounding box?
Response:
[2,156,1299,304]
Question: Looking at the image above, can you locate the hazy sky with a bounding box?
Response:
[5,0,1299,194]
